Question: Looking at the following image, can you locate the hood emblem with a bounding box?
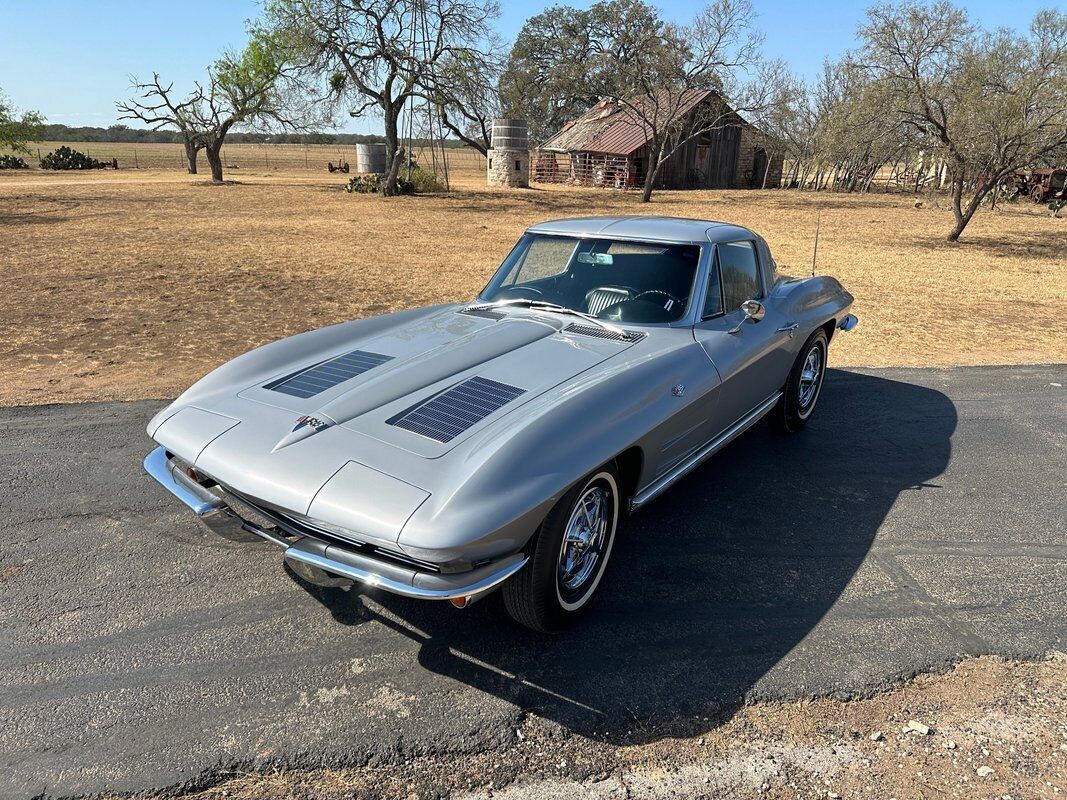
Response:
[272,415,334,452]
[672,384,686,397]
[292,415,331,433]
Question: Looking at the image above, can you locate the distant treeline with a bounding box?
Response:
[38,124,467,147]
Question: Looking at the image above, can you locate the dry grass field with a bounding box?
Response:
[1,163,1064,407]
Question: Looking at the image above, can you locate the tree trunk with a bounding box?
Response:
[382,109,403,197]
[183,139,199,175]
[761,155,770,189]
[205,143,224,184]
[641,169,656,202]
[947,174,990,242]
[640,140,665,203]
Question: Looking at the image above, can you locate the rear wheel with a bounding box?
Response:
[770,328,828,433]
[503,465,620,632]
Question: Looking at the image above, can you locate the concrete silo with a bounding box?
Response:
[487,119,529,188]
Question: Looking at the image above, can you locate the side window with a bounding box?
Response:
[701,253,723,318]
[718,241,761,313]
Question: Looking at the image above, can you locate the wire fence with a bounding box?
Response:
[5,141,489,176]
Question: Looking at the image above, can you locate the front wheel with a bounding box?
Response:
[769,328,828,433]
[503,465,620,632]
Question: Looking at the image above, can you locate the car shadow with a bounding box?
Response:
[289,368,956,743]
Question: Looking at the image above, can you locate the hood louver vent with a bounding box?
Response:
[563,323,645,343]
[266,349,393,399]
[389,376,525,443]
[459,307,506,320]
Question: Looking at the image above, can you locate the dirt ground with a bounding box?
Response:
[1,168,1064,407]
[120,655,1066,800]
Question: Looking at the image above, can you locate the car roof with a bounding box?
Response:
[524,216,756,245]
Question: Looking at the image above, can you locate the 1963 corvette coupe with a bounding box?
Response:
[145,216,856,631]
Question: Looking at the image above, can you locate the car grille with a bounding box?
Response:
[216,486,441,573]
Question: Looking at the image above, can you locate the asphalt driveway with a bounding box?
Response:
[1,365,1064,799]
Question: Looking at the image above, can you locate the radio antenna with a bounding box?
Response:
[810,210,822,277]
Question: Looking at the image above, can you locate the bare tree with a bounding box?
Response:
[118,75,205,173]
[119,31,309,182]
[745,60,804,188]
[594,0,765,202]
[267,0,498,195]
[430,46,503,155]
[861,2,1067,240]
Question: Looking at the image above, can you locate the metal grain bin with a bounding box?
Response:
[490,119,529,151]
[355,143,389,174]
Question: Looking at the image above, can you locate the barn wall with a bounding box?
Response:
[738,126,784,188]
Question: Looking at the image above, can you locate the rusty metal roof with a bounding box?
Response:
[539,89,721,156]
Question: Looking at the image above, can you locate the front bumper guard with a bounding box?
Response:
[143,446,527,601]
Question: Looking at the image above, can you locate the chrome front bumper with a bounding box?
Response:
[143,446,527,601]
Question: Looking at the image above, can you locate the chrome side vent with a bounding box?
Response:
[563,323,645,343]
[459,307,505,320]
[389,376,525,443]
[266,349,393,399]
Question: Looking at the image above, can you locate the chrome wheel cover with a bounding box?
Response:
[798,345,823,410]
[557,485,610,601]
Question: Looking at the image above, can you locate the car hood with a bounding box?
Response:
[149,306,637,543]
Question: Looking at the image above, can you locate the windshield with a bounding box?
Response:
[478,234,701,324]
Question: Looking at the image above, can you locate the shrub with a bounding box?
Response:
[344,173,385,193]
[343,166,439,195]
[0,154,28,169]
[39,146,107,170]
[408,165,442,193]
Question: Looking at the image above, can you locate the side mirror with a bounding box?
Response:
[740,299,765,321]
[728,300,765,334]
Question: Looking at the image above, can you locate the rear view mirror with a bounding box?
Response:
[576,252,613,266]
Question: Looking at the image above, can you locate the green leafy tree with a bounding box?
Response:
[499,0,668,144]
[0,90,45,154]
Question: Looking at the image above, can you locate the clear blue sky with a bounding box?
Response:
[0,0,1052,133]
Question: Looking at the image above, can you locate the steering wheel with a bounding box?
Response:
[632,290,682,309]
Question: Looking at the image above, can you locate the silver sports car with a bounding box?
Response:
[145,216,856,631]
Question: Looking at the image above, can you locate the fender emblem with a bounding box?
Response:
[292,415,330,433]
[671,384,686,397]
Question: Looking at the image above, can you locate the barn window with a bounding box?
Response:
[488,157,493,169]
[515,160,521,171]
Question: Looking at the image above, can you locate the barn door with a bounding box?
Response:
[705,124,740,188]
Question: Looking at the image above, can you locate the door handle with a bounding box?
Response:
[777,323,799,337]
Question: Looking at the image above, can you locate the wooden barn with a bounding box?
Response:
[533,89,783,190]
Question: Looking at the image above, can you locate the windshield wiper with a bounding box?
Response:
[466,299,633,339]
